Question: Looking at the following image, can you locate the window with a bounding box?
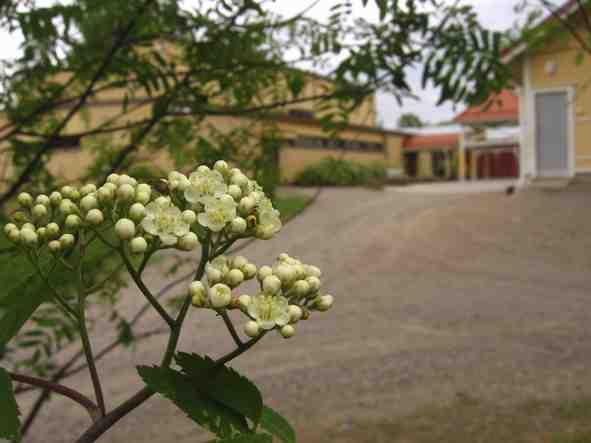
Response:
[49,135,82,151]
[291,135,384,152]
[288,109,314,120]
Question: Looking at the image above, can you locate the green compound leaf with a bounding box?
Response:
[175,352,263,426]
[0,273,46,349]
[210,433,272,443]
[138,365,248,439]
[259,405,296,443]
[0,367,21,442]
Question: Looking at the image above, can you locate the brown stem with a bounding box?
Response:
[9,372,100,422]
[220,310,243,347]
[74,334,264,443]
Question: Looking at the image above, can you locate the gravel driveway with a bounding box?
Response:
[22,185,591,443]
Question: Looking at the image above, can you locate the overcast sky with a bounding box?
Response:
[1,0,529,128]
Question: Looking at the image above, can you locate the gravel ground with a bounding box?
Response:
[21,184,591,443]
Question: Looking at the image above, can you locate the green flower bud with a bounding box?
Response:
[225,269,244,288]
[129,203,146,222]
[117,184,135,202]
[257,265,273,282]
[280,324,295,339]
[209,283,232,309]
[228,184,242,200]
[231,255,248,270]
[48,240,61,253]
[49,191,63,206]
[135,191,151,205]
[7,228,20,243]
[3,223,17,235]
[178,232,198,251]
[35,194,50,206]
[189,281,205,298]
[80,184,97,196]
[262,275,281,295]
[59,233,76,249]
[97,186,114,203]
[31,204,48,220]
[65,214,81,229]
[115,218,136,240]
[306,276,321,292]
[129,237,148,254]
[17,192,33,207]
[85,209,104,225]
[292,280,311,297]
[314,294,334,312]
[214,160,229,175]
[230,216,247,234]
[288,305,303,323]
[46,222,60,238]
[244,321,260,338]
[238,196,256,215]
[242,263,257,280]
[107,173,120,185]
[181,210,196,225]
[20,229,38,246]
[80,195,98,212]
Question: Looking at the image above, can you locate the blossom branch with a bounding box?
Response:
[120,249,176,329]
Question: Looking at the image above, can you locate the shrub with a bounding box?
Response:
[294,158,387,186]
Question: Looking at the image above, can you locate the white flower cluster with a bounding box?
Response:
[167,161,282,239]
[3,161,283,255]
[190,253,334,339]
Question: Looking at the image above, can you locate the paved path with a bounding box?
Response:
[393,179,519,194]
[23,186,591,443]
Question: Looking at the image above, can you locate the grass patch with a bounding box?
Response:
[273,193,312,222]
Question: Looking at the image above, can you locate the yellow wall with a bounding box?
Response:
[417,151,433,178]
[0,69,401,187]
[527,17,591,171]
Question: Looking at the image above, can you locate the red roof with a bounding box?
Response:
[454,90,519,125]
[403,133,459,151]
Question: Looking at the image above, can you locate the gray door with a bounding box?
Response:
[535,91,570,177]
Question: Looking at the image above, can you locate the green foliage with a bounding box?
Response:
[398,113,424,128]
[138,364,250,439]
[0,273,46,350]
[0,367,20,442]
[259,405,296,443]
[175,352,264,426]
[294,158,386,187]
[214,434,273,443]
[273,194,311,223]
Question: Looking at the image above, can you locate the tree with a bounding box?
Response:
[398,113,425,128]
[0,0,512,440]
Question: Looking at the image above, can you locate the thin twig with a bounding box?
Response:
[219,310,243,347]
[9,372,100,422]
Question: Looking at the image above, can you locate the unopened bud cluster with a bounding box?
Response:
[4,161,282,255]
[190,253,334,339]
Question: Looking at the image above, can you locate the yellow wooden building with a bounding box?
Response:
[503,0,591,180]
[0,71,407,185]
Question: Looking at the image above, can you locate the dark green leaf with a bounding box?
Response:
[259,405,295,443]
[0,274,46,348]
[212,434,272,443]
[0,367,21,441]
[175,353,263,426]
[138,365,248,438]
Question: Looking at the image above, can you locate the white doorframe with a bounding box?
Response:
[530,86,575,178]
